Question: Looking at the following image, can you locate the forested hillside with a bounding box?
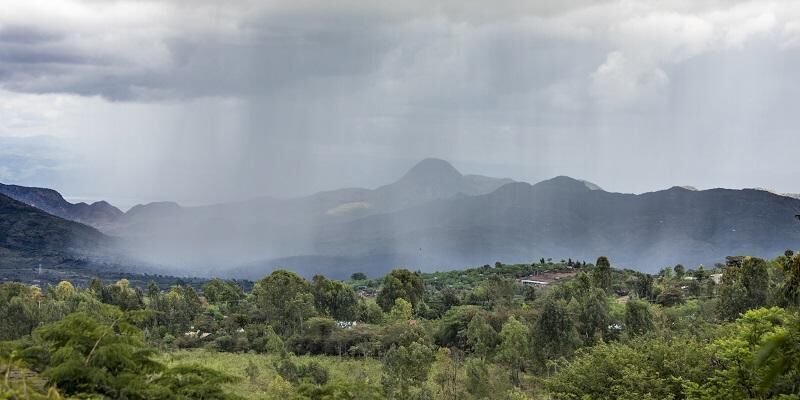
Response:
[2,251,799,399]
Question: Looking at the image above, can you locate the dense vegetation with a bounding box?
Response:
[2,251,800,399]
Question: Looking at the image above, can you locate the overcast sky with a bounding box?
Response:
[1,0,799,209]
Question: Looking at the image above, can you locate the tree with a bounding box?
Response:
[673,264,685,279]
[54,281,76,300]
[381,341,435,399]
[146,281,160,300]
[100,279,142,311]
[0,283,38,340]
[351,272,367,281]
[629,272,654,301]
[695,265,708,282]
[359,300,385,324]
[252,270,316,335]
[624,298,654,336]
[741,257,770,307]
[89,278,103,297]
[202,279,243,304]
[27,312,234,399]
[497,316,529,386]
[573,287,609,344]
[532,297,578,367]
[311,275,359,321]
[684,307,795,399]
[150,285,203,333]
[431,348,464,400]
[718,257,771,320]
[546,335,713,400]
[466,313,499,360]
[592,256,612,291]
[435,305,483,350]
[483,275,515,309]
[388,298,413,322]
[655,286,685,307]
[780,253,800,307]
[262,325,286,355]
[376,269,425,312]
[756,310,800,394]
[468,357,517,397]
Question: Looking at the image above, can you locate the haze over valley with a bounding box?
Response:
[2,158,799,280]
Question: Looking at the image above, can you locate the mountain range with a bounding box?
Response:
[0,183,123,228]
[0,192,109,269]
[2,158,799,279]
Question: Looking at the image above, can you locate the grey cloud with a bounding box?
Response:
[0,26,61,45]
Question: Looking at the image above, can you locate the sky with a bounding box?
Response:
[1,0,800,209]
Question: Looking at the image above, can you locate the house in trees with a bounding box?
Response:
[520,279,549,287]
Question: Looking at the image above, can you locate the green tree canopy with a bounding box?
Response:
[311,275,360,321]
[466,313,499,360]
[532,297,578,367]
[202,279,243,304]
[252,270,317,336]
[381,341,435,399]
[376,269,425,312]
[592,256,612,291]
[718,257,771,320]
[624,298,654,336]
[497,316,529,386]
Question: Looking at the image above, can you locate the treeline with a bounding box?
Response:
[1,251,799,399]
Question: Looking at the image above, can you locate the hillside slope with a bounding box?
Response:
[0,193,110,268]
[0,183,123,228]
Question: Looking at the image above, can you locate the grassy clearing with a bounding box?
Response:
[160,349,382,398]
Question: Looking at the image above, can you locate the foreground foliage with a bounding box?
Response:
[2,251,800,399]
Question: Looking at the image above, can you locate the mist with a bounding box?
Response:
[2,0,800,277]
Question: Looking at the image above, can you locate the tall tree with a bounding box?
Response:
[381,341,435,399]
[431,348,464,400]
[376,269,425,312]
[311,275,359,321]
[780,253,800,307]
[388,298,413,322]
[624,298,654,336]
[483,275,516,309]
[532,298,577,368]
[202,279,243,304]
[252,270,316,335]
[673,264,686,279]
[466,313,499,360]
[592,256,612,291]
[718,257,771,320]
[573,287,609,344]
[497,316,529,386]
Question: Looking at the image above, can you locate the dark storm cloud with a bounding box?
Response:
[0,3,402,100]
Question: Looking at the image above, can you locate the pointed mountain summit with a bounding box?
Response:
[398,158,463,185]
[373,158,513,211]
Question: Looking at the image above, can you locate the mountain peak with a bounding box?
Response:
[400,158,462,183]
[534,176,595,192]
